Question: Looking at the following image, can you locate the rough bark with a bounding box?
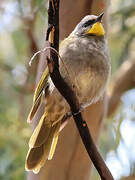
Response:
[27,0,110,180]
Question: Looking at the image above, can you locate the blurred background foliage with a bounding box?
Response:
[0,0,135,179]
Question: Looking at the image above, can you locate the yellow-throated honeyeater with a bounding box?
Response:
[25,13,110,174]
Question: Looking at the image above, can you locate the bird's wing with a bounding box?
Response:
[27,68,49,123]
[26,65,66,173]
[25,116,61,174]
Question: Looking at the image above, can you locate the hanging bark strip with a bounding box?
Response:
[46,0,114,180]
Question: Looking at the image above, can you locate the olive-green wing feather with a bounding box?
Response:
[29,112,51,148]
[25,120,61,174]
[33,68,49,103]
[27,68,49,123]
[48,121,61,160]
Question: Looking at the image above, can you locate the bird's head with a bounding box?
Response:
[72,13,105,37]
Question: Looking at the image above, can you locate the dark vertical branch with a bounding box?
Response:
[46,0,114,180]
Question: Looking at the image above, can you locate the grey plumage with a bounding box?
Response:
[25,13,111,173]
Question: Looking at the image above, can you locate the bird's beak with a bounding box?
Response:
[86,13,105,36]
[96,12,104,22]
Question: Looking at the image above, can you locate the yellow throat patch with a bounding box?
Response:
[86,22,105,36]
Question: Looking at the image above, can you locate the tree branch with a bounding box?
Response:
[46,0,114,180]
[107,59,135,117]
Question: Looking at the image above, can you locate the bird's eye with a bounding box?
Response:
[83,19,95,28]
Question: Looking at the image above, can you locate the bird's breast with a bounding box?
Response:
[59,36,110,106]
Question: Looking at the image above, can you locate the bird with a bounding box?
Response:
[25,13,111,174]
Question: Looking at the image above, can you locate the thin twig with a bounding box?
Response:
[29,47,73,86]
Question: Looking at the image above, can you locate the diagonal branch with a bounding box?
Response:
[107,59,135,117]
[46,0,114,180]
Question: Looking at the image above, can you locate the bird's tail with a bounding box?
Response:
[25,112,62,174]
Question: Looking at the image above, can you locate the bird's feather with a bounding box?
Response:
[33,68,49,103]
[27,68,49,123]
[29,112,51,148]
[48,121,61,160]
[25,120,61,173]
